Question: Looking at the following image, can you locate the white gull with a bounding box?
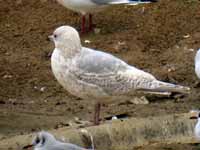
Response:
[56,0,158,33]
[195,48,200,79]
[49,25,190,125]
[23,131,89,150]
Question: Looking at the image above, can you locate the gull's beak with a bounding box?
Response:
[48,35,54,41]
[23,144,33,149]
[190,116,198,119]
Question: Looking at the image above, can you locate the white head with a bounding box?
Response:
[23,131,57,149]
[49,26,82,57]
[33,131,56,148]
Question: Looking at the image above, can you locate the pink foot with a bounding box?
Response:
[94,102,101,125]
[89,14,93,32]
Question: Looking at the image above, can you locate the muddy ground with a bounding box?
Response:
[1,0,200,149]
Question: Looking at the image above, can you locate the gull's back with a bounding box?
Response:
[77,47,128,74]
[77,47,149,75]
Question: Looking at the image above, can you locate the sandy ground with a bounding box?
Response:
[1,0,200,149]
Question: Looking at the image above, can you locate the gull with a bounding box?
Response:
[190,110,200,141]
[195,48,200,79]
[195,112,200,141]
[23,131,88,150]
[49,25,190,125]
[55,0,158,33]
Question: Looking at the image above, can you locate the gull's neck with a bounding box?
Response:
[56,43,81,59]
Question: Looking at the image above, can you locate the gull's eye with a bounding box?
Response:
[35,137,40,144]
[54,34,57,38]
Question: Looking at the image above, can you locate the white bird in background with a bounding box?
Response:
[195,48,200,79]
[189,110,200,141]
[23,131,88,150]
[49,25,190,125]
[195,113,200,140]
[55,0,158,33]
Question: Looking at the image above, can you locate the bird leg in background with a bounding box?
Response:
[94,102,101,125]
[81,15,86,34]
[89,14,93,31]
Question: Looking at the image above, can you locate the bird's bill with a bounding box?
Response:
[190,116,198,119]
[48,35,54,41]
[23,144,33,149]
[189,110,199,119]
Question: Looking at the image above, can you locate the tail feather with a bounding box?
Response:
[152,80,190,94]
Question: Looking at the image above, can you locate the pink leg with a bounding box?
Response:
[89,14,93,31]
[81,15,86,34]
[94,102,101,125]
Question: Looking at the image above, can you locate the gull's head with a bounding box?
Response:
[49,26,81,51]
[23,131,56,149]
[32,131,56,148]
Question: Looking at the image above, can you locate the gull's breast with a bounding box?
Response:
[56,0,107,14]
[51,49,109,100]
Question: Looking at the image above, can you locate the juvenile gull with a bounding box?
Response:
[56,0,158,33]
[49,25,190,125]
[23,131,88,150]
